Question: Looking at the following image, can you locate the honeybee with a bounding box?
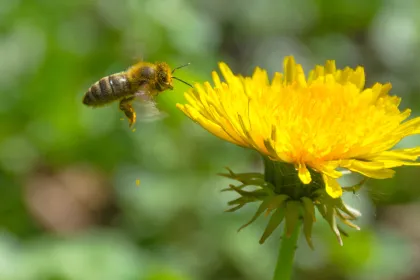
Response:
[82,61,192,127]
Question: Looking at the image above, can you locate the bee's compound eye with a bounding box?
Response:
[158,72,168,83]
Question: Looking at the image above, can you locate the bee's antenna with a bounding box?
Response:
[172,63,191,74]
[173,77,193,88]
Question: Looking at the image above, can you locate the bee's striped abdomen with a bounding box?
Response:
[83,73,132,107]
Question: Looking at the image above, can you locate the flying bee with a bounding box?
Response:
[82,61,192,128]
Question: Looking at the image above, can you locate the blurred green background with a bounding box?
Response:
[1,0,420,279]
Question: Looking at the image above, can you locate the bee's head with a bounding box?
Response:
[156,62,174,91]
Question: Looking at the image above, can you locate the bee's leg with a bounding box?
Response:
[119,97,136,127]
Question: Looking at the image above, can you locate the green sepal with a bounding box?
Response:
[301,197,316,222]
[315,204,326,217]
[221,162,363,248]
[336,201,361,219]
[218,167,266,186]
[221,183,246,192]
[316,204,342,246]
[237,198,272,232]
[226,184,268,199]
[326,206,343,246]
[266,194,289,211]
[259,206,286,244]
[219,174,267,186]
[220,166,264,179]
[302,209,314,250]
[336,211,360,230]
[301,197,316,250]
[312,189,326,201]
[225,203,246,212]
[285,201,301,238]
[227,196,259,206]
[225,194,261,212]
[337,225,349,237]
[258,180,276,194]
[342,177,367,193]
[219,173,274,194]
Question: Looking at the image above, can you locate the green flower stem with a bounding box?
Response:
[273,220,302,280]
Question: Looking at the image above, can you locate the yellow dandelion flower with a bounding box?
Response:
[177,56,420,198]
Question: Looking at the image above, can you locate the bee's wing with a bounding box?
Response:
[123,41,145,63]
[134,101,169,123]
[132,90,168,122]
